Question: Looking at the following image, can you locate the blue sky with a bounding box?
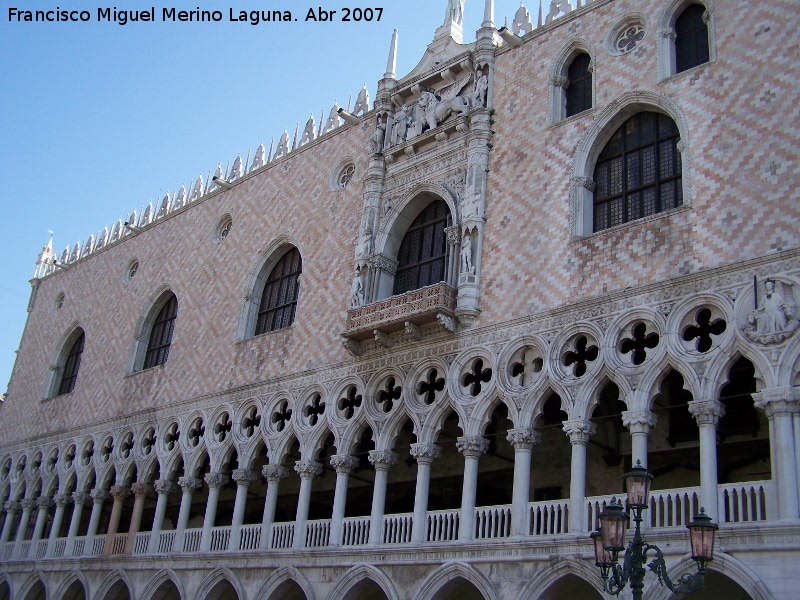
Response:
[0,0,538,392]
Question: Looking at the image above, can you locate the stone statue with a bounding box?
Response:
[461,193,480,220]
[746,279,798,344]
[391,105,411,145]
[461,234,475,275]
[350,269,365,308]
[472,67,489,108]
[357,228,372,257]
[371,114,387,154]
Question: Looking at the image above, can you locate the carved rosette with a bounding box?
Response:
[131,483,152,498]
[753,388,800,418]
[204,473,230,490]
[178,476,203,493]
[330,455,359,474]
[154,480,176,496]
[687,400,726,426]
[368,450,399,469]
[562,419,597,445]
[506,428,541,450]
[262,464,289,482]
[71,492,89,506]
[621,410,658,434]
[456,436,490,457]
[232,469,258,487]
[294,460,324,478]
[410,443,442,465]
[54,493,73,507]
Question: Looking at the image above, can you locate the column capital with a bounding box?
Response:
[622,410,658,433]
[110,486,132,501]
[204,472,230,490]
[688,400,726,426]
[232,469,257,486]
[410,443,442,465]
[54,493,73,507]
[506,428,541,450]
[21,498,38,511]
[562,419,597,444]
[72,492,90,506]
[456,436,490,457]
[753,387,800,417]
[131,483,153,498]
[368,450,398,469]
[4,501,20,513]
[294,460,323,478]
[36,497,54,510]
[178,476,203,493]
[262,464,290,482]
[154,479,176,496]
[90,489,111,504]
[330,455,359,474]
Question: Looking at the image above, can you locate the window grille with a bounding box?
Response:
[143,294,178,369]
[393,201,450,295]
[256,247,302,334]
[675,4,709,73]
[57,331,84,396]
[566,53,592,117]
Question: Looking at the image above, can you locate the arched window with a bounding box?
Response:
[143,293,178,369]
[255,247,302,335]
[593,112,682,232]
[393,200,451,295]
[675,4,709,73]
[56,330,85,396]
[566,53,592,117]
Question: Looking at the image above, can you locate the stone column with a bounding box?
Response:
[456,436,490,541]
[754,388,800,520]
[27,496,53,558]
[563,419,597,533]
[175,476,202,552]
[124,483,152,554]
[64,492,88,557]
[148,480,175,554]
[12,498,36,557]
[0,501,19,547]
[622,410,658,469]
[292,460,323,549]
[329,455,359,546]
[507,428,540,537]
[46,493,72,557]
[200,473,229,552]
[410,443,441,543]
[83,489,110,555]
[259,465,288,550]
[229,469,257,551]
[688,400,726,522]
[103,486,131,555]
[368,450,398,545]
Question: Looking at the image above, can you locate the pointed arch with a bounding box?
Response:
[327,564,398,600]
[550,38,595,123]
[515,557,602,600]
[194,568,244,600]
[256,566,315,600]
[657,0,715,80]
[44,323,86,399]
[413,561,498,600]
[95,570,133,600]
[141,569,185,600]
[53,571,90,600]
[128,285,179,374]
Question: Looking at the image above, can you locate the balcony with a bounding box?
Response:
[0,481,774,562]
[342,282,457,342]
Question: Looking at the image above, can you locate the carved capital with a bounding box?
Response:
[657,27,676,40]
[90,489,111,504]
[330,455,359,474]
[178,476,202,493]
[36,497,54,510]
[71,492,89,506]
[204,473,230,489]
[456,436,490,457]
[131,483,152,498]
[4,501,20,513]
[688,400,726,426]
[110,486,132,501]
[506,428,541,450]
[571,176,596,192]
[154,480,176,496]
[21,498,38,511]
[753,387,800,418]
[368,450,398,469]
[410,443,442,464]
[445,225,461,246]
[622,410,658,433]
[294,460,324,478]
[676,139,687,153]
[54,493,73,507]
[562,419,597,444]
[232,469,257,486]
[373,254,398,275]
[550,74,568,88]
[262,464,290,482]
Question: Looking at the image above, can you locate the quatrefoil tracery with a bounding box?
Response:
[461,358,493,397]
[188,420,205,447]
[242,407,261,437]
[304,394,326,426]
[417,368,445,405]
[377,378,402,413]
[272,401,292,432]
[563,336,599,377]
[510,348,543,387]
[683,309,727,353]
[119,433,134,459]
[164,423,180,451]
[141,429,156,455]
[338,386,362,420]
[214,414,233,442]
[620,322,660,366]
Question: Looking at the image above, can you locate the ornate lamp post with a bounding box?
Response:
[591,461,718,600]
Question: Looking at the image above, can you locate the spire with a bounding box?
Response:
[483,0,495,28]
[435,0,464,43]
[384,29,398,79]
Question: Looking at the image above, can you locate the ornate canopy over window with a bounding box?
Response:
[675,4,709,73]
[56,330,84,396]
[143,293,178,369]
[255,247,302,335]
[566,53,592,118]
[393,200,451,295]
[593,112,682,232]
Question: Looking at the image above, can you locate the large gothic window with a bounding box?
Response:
[593,112,682,232]
[143,293,178,369]
[675,4,709,73]
[566,53,592,117]
[56,330,85,396]
[255,247,302,334]
[393,200,450,295]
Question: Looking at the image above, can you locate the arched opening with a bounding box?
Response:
[0,580,9,600]
[266,580,306,600]
[23,580,46,600]
[54,328,85,397]
[344,427,377,520]
[100,580,131,600]
[383,418,418,523]
[254,247,302,335]
[672,571,754,599]
[204,580,239,600]
[141,292,178,370]
[149,578,181,600]
[586,383,628,498]
[342,578,389,600]
[531,394,571,522]
[431,576,485,600]
[476,404,514,508]
[538,574,602,599]
[274,438,302,525]
[566,53,592,118]
[60,580,87,600]
[675,3,710,74]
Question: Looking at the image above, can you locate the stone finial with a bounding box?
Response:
[274,130,291,159]
[230,154,243,181]
[353,84,371,116]
[385,29,398,79]
[324,102,342,133]
[512,3,533,35]
[300,115,317,146]
[251,143,266,171]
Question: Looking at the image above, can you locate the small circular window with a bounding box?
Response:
[607,14,647,56]
[125,259,139,282]
[330,157,356,191]
[213,214,233,244]
[339,164,355,188]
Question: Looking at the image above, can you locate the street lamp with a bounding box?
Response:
[591,460,718,600]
